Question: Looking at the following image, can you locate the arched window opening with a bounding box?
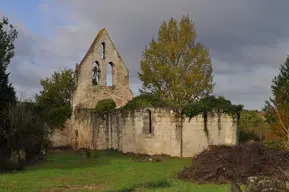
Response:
[106,62,113,86]
[75,129,78,138]
[92,61,100,86]
[101,42,105,59]
[143,109,153,135]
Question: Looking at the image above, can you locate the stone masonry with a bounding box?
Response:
[71,28,133,110]
[72,108,238,157]
[70,28,134,147]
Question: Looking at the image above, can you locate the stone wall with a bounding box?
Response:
[72,108,238,157]
[49,120,72,148]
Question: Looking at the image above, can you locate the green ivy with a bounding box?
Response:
[119,94,171,111]
[119,94,243,119]
[94,95,243,140]
[182,96,243,120]
[94,99,116,115]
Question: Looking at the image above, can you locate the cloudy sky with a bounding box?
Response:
[1,0,289,110]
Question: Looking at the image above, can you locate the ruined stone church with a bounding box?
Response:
[72,28,134,109]
[51,28,238,157]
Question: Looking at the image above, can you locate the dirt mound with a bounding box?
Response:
[178,142,289,184]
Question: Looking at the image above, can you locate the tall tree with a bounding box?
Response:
[0,17,17,149]
[263,55,289,143]
[0,17,17,110]
[35,69,75,129]
[138,15,214,105]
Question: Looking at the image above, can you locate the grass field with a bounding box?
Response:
[0,150,232,192]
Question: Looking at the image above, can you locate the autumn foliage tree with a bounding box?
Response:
[138,15,214,105]
[263,55,289,144]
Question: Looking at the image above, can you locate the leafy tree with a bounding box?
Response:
[0,102,49,164]
[138,15,214,105]
[263,55,289,143]
[239,110,267,141]
[36,69,75,129]
[0,17,17,111]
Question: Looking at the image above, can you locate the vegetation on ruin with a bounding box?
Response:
[139,15,214,105]
[119,93,170,111]
[182,95,243,119]
[0,150,232,192]
[35,69,75,129]
[263,55,289,146]
[116,93,242,141]
[94,99,116,115]
[119,93,242,118]
[182,95,243,139]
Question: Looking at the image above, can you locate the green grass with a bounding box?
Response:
[0,150,231,192]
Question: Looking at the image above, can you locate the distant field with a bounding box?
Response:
[0,150,231,192]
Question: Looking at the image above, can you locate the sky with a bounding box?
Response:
[1,0,289,110]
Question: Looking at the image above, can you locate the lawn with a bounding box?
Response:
[0,150,231,192]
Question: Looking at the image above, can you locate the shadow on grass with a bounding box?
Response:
[2,149,125,173]
[43,150,122,169]
[106,179,172,192]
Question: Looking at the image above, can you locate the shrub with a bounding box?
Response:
[120,93,169,110]
[239,131,262,143]
[0,150,18,172]
[0,102,49,171]
[94,99,116,114]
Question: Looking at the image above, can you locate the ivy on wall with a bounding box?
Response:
[94,99,116,115]
[93,94,243,118]
[117,94,243,118]
[119,94,169,111]
[182,96,243,119]
[182,96,243,139]
[93,95,243,140]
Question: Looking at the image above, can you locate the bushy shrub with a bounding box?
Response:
[0,150,18,172]
[0,102,49,171]
[94,99,116,114]
[239,131,262,143]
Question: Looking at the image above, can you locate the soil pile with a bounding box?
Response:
[178,142,289,184]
